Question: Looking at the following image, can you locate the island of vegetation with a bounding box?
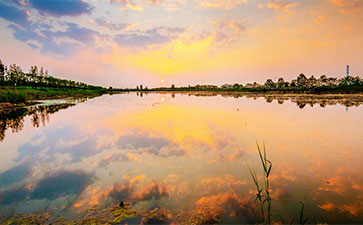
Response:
[0,59,105,107]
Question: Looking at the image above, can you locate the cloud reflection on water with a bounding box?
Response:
[0,93,362,223]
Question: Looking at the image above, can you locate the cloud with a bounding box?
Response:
[330,0,363,14]
[53,22,99,45]
[0,186,31,205]
[146,0,167,5]
[132,182,169,201]
[30,170,95,200]
[267,0,298,14]
[313,14,327,25]
[117,132,170,149]
[110,0,174,11]
[114,26,185,48]
[98,153,137,167]
[115,131,186,157]
[95,18,132,31]
[211,20,246,34]
[108,180,136,201]
[0,162,32,187]
[17,126,101,162]
[110,0,144,11]
[108,180,170,202]
[197,0,248,10]
[7,22,99,56]
[180,192,258,224]
[0,1,30,27]
[0,169,94,208]
[29,0,93,17]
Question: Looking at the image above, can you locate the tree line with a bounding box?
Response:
[0,59,103,89]
[136,73,362,93]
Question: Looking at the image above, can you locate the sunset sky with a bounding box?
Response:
[0,0,362,88]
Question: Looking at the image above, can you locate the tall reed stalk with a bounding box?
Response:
[248,143,272,224]
[248,143,309,225]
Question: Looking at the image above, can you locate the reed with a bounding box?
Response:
[248,143,309,225]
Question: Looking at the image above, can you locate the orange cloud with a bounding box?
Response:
[197,0,248,10]
[211,20,246,34]
[267,0,299,14]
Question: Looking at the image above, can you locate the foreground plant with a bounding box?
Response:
[248,143,272,224]
[248,143,309,225]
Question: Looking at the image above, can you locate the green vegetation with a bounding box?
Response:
[0,59,105,104]
[0,91,26,104]
[124,73,363,94]
[248,143,309,225]
[0,86,105,104]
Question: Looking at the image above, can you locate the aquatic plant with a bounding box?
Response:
[248,143,272,224]
[248,143,309,225]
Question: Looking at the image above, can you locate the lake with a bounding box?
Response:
[0,92,362,224]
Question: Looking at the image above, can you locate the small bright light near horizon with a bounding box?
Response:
[161,79,165,83]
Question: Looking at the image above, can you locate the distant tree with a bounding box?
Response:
[8,64,23,86]
[233,83,240,89]
[40,67,44,76]
[29,66,38,84]
[0,59,5,85]
[136,86,139,90]
[171,84,175,89]
[290,80,296,87]
[277,78,285,88]
[140,84,143,90]
[264,79,276,88]
[320,75,327,82]
[297,73,308,87]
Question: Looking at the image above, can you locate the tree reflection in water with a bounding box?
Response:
[143,92,363,109]
[0,103,75,142]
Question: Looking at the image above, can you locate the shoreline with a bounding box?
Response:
[0,86,105,110]
[1,87,363,110]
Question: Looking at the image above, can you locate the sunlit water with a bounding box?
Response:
[0,93,362,224]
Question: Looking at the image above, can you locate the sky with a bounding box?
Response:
[0,0,362,88]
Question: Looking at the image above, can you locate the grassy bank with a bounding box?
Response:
[0,86,106,104]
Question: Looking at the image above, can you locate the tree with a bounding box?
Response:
[264,79,276,89]
[171,84,175,89]
[29,66,38,84]
[8,64,23,86]
[297,73,308,87]
[0,59,5,85]
[140,84,143,90]
[277,78,285,88]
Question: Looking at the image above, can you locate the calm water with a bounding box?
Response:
[0,93,362,224]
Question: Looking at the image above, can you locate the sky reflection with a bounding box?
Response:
[0,93,362,223]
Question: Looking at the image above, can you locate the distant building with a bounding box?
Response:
[347,65,350,77]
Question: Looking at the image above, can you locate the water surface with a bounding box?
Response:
[0,93,362,224]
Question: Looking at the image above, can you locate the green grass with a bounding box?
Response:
[0,91,26,104]
[0,86,105,104]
